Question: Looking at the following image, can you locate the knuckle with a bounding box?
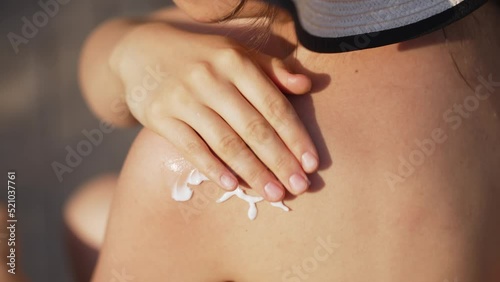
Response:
[202,162,219,178]
[146,100,165,121]
[144,86,188,123]
[246,119,274,144]
[184,140,204,155]
[273,154,291,172]
[245,166,268,186]
[265,96,294,126]
[219,135,247,157]
[187,62,214,81]
[288,139,303,156]
[217,47,245,66]
[226,148,253,172]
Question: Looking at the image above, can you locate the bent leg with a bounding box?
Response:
[64,174,117,282]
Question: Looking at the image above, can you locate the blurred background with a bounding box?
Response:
[0,0,173,281]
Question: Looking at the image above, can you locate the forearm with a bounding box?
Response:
[78,18,143,127]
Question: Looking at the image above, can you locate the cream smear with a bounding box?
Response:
[167,159,289,220]
[216,187,263,220]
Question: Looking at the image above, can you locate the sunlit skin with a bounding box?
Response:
[74,1,500,281]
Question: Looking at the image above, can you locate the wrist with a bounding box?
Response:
[107,20,149,79]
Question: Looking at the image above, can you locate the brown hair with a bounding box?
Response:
[217,0,249,22]
[218,0,278,49]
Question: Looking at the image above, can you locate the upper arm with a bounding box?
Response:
[79,18,144,127]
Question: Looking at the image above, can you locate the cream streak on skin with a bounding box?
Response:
[166,159,290,220]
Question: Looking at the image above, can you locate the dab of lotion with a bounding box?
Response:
[171,168,209,201]
[171,168,289,220]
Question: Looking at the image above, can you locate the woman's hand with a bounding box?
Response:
[110,22,318,202]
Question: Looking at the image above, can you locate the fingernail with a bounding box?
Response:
[289,173,309,194]
[220,174,237,190]
[264,182,284,200]
[301,152,318,172]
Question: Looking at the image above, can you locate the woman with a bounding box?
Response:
[74,0,500,281]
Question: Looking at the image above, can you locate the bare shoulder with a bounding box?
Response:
[94,128,337,282]
[93,128,243,281]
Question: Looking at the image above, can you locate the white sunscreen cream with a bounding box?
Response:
[216,187,263,220]
[167,162,290,220]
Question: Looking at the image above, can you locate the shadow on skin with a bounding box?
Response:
[285,59,333,199]
[285,94,331,199]
[266,31,333,199]
[264,30,333,198]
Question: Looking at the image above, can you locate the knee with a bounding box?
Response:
[64,173,117,249]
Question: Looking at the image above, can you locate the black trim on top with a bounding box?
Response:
[270,0,487,53]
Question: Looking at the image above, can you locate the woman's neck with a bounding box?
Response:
[267,2,500,93]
